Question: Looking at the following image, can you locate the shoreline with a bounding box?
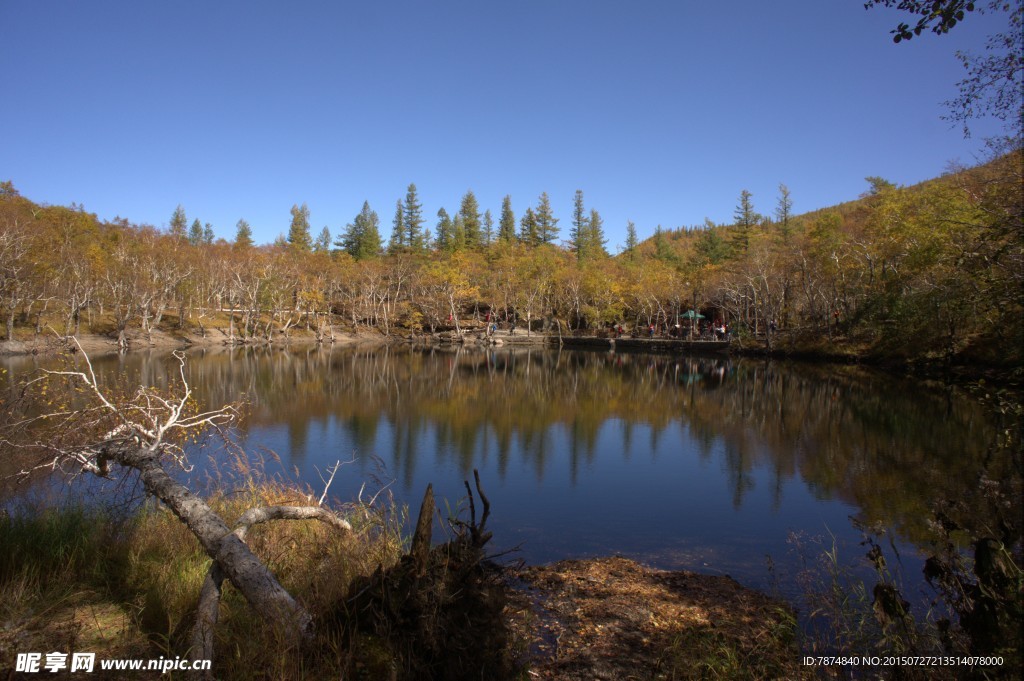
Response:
[0,326,388,357]
[3,326,1018,388]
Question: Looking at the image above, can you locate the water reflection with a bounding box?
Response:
[3,345,1017,588]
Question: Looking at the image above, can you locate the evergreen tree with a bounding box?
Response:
[234,219,254,249]
[587,208,608,257]
[482,209,494,247]
[625,220,639,258]
[570,189,587,257]
[339,201,382,260]
[189,218,204,246]
[695,221,729,265]
[435,207,453,252]
[314,226,331,253]
[452,214,467,251]
[653,225,676,262]
[535,192,559,244]
[458,190,481,248]
[403,183,424,251]
[731,190,759,256]
[775,184,793,242]
[388,199,405,253]
[519,207,539,245]
[498,195,516,242]
[203,222,215,245]
[359,203,382,258]
[287,203,312,252]
[170,205,187,239]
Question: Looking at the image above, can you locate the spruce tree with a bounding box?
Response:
[358,203,382,258]
[452,214,467,251]
[435,207,453,252]
[189,218,204,246]
[587,208,608,257]
[388,199,405,253]
[314,226,331,253]
[403,183,424,251]
[696,224,729,265]
[653,225,676,262]
[234,219,254,249]
[170,205,187,239]
[519,207,539,246]
[458,190,481,248]
[498,195,516,242]
[339,201,382,260]
[625,220,639,258]
[203,222,215,245]
[287,203,312,252]
[731,190,759,256]
[570,189,587,258]
[535,192,559,244]
[482,209,494,247]
[775,183,793,242]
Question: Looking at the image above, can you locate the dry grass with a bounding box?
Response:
[0,467,407,680]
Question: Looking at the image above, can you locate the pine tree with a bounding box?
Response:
[314,226,331,253]
[519,207,539,245]
[403,184,424,251]
[189,218,204,246]
[535,192,559,244]
[458,190,481,248]
[570,189,587,258]
[388,199,405,253]
[482,209,494,247]
[287,203,312,252]
[498,195,516,242]
[625,220,639,258]
[234,219,254,249]
[203,222,215,245]
[435,207,453,252]
[170,205,187,239]
[587,208,608,257]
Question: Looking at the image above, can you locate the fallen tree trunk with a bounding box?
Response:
[110,444,315,642]
[190,504,353,672]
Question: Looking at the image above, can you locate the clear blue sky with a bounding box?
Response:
[0,0,1009,250]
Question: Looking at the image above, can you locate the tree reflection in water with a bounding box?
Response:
[7,345,1017,592]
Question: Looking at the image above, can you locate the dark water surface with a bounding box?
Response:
[4,345,1015,598]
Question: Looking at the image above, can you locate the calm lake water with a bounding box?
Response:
[4,344,1016,599]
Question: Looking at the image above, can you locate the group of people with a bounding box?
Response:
[607,321,729,340]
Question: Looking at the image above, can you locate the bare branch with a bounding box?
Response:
[316,457,353,506]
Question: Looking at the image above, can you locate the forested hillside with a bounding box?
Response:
[0,149,1020,371]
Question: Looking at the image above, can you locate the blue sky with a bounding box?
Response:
[0,0,1009,250]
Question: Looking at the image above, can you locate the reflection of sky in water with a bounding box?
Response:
[238,407,868,593]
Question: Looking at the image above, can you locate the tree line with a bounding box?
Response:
[0,150,1020,367]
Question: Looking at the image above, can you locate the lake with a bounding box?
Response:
[3,344,1015,601]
